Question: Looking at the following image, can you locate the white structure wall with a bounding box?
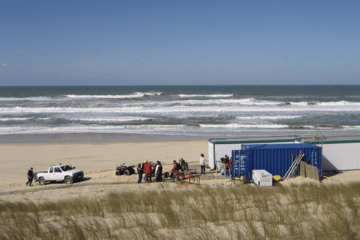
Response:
[209,136,360,172]
[314,142,360,171]
[207,137,295,170]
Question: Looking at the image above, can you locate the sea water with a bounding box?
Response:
[0,85,360,142]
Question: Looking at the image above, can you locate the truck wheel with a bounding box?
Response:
[65,177,73,184]
[124,170,130,175]
[116,170,120,176]
[39,178,46,185]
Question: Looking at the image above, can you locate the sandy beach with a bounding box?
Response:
[0,139,209,201]
[1,137,360,202]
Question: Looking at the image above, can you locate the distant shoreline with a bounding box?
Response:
[0,133,207,144]
[2,132,360,144]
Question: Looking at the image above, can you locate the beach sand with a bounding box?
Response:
[0,139,210,201]
[1,138,360,202]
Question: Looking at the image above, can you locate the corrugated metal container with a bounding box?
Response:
[232,143,322,180]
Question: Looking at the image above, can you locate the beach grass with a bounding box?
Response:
[1,182,360,239]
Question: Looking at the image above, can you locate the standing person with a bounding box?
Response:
[180,158,188,171]
[155,161,163,182]
[137,163,144,183]
[143,160,153,183]
[225,162,230,176]
[229,157,233,176]
[179,158,184,171]
[26,167,34,186]
[200,154,206,174]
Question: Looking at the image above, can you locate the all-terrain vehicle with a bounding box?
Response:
[116,164,136,176]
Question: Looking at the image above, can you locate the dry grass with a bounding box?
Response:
[1,182,360,239]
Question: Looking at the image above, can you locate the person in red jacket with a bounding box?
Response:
[143,160,153,183]
[227,158,233,177]
[170,160,178,182]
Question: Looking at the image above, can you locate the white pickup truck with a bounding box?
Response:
[34,164,84,185]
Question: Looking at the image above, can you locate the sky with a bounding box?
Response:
[1,0,359,86]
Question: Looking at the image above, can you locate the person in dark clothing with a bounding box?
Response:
[155,161,163,182]
[26,167,34,186]
[180,158,188,171]
[200,154,206,174]
[137,163,144,183]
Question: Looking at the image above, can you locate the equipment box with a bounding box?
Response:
[252,170,272,187]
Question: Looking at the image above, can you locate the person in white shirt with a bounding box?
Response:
[199,154,206,174]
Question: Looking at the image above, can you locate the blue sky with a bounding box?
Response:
[1,0,359,86]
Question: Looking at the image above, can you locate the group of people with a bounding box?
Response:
[170,158,189,181]
[137,160,163,183]
[136,157,191,183]
[25,153,210,186]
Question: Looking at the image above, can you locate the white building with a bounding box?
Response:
[208,135,360,173]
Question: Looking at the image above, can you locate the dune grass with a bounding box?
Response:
[1,182,360,239]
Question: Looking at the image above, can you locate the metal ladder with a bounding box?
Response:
[284,151,304,180]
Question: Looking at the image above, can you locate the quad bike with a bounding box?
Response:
[116,164,136,176]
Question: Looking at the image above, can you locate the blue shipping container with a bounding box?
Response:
[231,143,322,180]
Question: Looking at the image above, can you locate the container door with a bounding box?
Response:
[232,150,249,179]
[240,150,248,177]
[232,150,240,179]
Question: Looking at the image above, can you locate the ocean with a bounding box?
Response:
[1,85,360,143]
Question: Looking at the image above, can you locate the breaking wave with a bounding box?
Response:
[65,92,162,99]
[178,94,233,98]
[199,124,289,129]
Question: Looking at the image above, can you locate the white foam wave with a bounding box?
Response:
[38,117,52,120]
[289,100,360,106]
[341,125,360,129]
[295,125,316,129]
[1,104,359,115]
[288,102,309,106]
[0,117,32,121]
[0,124,187,135]
[65,92,162,99]
[200,124,289,129]
[2,124,360,135]
[178,94,233,98]
[0,97,52,101]
[69,117,151,122]
[318,101,360,106]
[236,116,301,120]
[128,98,285,107]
